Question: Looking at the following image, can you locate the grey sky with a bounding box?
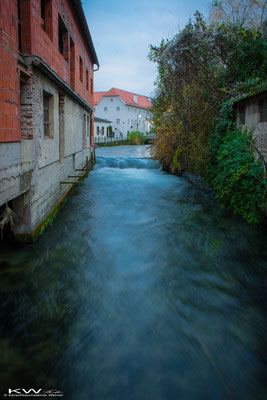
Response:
[84,0,209,96]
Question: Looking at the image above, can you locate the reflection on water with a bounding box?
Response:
[0,145,267,400]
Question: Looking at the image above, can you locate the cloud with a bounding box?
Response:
[85,0,208,96]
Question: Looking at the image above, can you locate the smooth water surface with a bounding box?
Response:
[0,145,267,400]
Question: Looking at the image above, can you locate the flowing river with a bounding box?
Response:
[0,145,267,400]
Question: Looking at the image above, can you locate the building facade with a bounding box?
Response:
[94,88,152,139]
[235,89,267,164]
[94,117,112,140]
[0,0,99,241]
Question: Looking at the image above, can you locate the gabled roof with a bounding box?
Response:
[232,87,267,105]
[94,117,112,123]
[71,0,99,67]
[94,88,152,109]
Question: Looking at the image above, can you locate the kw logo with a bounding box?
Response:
[5,388,63,397]
[9,389,42,394]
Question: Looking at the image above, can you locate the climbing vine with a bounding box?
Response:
[208,101,267,223]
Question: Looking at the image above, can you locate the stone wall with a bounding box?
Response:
[236,93,267,164]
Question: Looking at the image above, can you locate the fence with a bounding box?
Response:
[94,136,128,144]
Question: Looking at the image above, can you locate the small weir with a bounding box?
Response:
[0,145,266,400]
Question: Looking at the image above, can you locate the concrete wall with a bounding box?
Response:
[0,141,35,205]
[0,0,96,240]
[0,68,93,240]
[236,94,267,162]
[94,96,152,138]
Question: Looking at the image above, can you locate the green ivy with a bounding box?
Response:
[207,101,267,223]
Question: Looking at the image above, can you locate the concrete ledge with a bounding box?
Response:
[15,158,95,243]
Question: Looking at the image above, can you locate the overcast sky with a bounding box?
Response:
[84,0,209,97]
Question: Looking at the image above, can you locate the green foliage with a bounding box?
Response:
[149,11,267,223]
[108,125,113,137]
[128,131,146,145]
[207,102,267,223]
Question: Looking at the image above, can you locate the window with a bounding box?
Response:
[41,0,45,28]
[97,126,100,135]
[110,98,113,102]
[259,96,267,123]
[58,14,68,61]
[18,0,21,51]
[116,119,120,124]
[79,57,83,82]
[86,70,89,90]
[117,106,120,111]
[70,37,75,87]
[87,115,90,136]
[40,0,53,39]
[239,105,245,125]
[43,91,53,137]
[104,107,107,111]
[101,127,104,136]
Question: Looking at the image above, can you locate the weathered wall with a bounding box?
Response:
[0,0,21,142]
[0,0,96,144]
[0,0,96,240]
[0,140,35,205]
[236,95,267,163]
[13,69,92,237]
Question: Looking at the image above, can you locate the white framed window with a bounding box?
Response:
[43,90,54,138]
[116,119,120,124]
[104,107,107,111]
[117,106,120,111]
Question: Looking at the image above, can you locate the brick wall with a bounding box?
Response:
[0,0,21,142]
[22,0,95,107]
[0,0,96,143]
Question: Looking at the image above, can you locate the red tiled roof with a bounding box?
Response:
[94,88,152,109]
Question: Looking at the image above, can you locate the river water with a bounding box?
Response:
[0,145,267,400]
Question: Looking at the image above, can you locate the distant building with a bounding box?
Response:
[0,0,99,241]
[234,89,267,164]
[94,88,152,139]
[94,117,112,139]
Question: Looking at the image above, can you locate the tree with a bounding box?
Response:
[149,11,266,175]
[209,0,267,29]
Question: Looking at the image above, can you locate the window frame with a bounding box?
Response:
[239,105,245,125]
[79,56,83,82]
[58,14,68,62]
[259,96,267,123]
[43,91,51,137]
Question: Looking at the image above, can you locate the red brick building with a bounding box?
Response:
[0,0,99,240]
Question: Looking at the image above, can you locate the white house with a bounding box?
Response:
[94,117,112,139]
[94,88,152,139]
